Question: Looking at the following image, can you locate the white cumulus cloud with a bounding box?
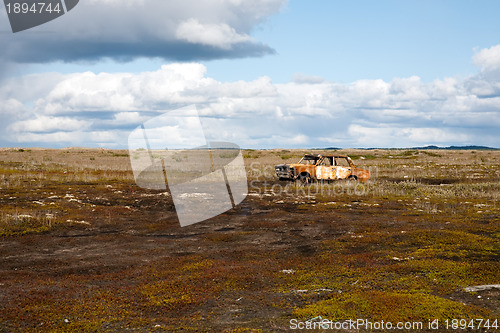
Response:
[2,44,500,148]
[9,116,91,133]
[473,44,500,72]
[176,18,253,49]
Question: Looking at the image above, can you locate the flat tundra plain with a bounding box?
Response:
[0,148,498,332]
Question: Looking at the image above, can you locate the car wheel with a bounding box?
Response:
[298,174,311,185]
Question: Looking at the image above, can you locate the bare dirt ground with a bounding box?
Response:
[0,148,498,332]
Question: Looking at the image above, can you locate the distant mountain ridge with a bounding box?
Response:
[322,145,499,150]
[409,145,499,150]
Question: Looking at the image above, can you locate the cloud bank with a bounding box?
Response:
[1,45,500,148]
[0,0,286,63]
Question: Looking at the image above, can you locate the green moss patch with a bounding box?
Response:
[293,290,489,322]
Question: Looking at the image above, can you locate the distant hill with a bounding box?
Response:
[410,145,499,150]
[319,145,499,150]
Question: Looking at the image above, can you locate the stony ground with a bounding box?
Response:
[0,148,498,332]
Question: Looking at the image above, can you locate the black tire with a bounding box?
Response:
[298,173,311,185]
[348,175,358,181]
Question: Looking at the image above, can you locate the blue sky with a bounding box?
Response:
[1,0,500,148]
[207,0,500,83]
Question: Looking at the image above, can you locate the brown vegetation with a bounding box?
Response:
[0,148,498,332]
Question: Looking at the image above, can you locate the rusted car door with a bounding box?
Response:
[332,157,352,179]
[316,156,352,180]
[315,156,333,180]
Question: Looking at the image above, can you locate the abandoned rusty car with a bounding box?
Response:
[275,154,370,183]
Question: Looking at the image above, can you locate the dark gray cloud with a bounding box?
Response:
[1,0,286,63]
[3,38,275,63]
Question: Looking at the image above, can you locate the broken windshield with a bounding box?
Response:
[299,156,318,165]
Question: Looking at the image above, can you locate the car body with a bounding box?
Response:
[275,154,370,183]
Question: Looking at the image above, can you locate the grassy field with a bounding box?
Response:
[0,148,498,332]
